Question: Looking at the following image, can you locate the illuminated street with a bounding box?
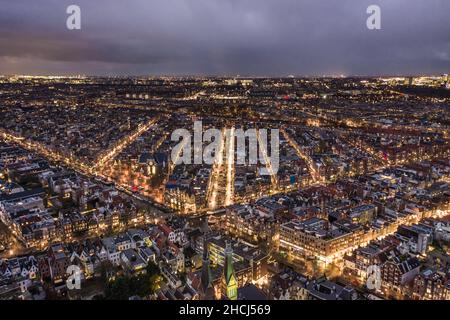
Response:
[225,127,235,206]
[281,128,323,183]
[207,128,226,210]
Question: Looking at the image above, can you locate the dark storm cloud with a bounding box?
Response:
[0,0,449,76]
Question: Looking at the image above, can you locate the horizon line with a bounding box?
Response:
[1,73,448,79]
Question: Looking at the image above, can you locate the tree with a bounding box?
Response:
[146,261,159,277]
[105,276,131,300]
[103,262,162,299]
[100,261,115,283]
[149,274,163,294]
[179,271,187,285]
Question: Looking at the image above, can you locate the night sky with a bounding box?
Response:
[0,0,449,76]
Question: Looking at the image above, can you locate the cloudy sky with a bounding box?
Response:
[0,0,449,76]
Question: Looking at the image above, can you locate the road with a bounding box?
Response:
[225,127,235,206]
[207,128,226,210]
[94,117,159,170]
[281,127,323,183]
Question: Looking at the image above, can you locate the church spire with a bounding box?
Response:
[199,238,215,300]
[222,241,238,300]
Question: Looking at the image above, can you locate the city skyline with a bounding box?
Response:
[0,75,449,302]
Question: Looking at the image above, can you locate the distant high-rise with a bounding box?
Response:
[222,242,238,300]
[404,77,414,86]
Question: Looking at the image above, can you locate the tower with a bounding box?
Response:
[198,239,215,300]
[222,242,238,300]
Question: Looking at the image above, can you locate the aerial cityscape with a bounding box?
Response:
[0,0,449,305]
[0,75,449,301]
